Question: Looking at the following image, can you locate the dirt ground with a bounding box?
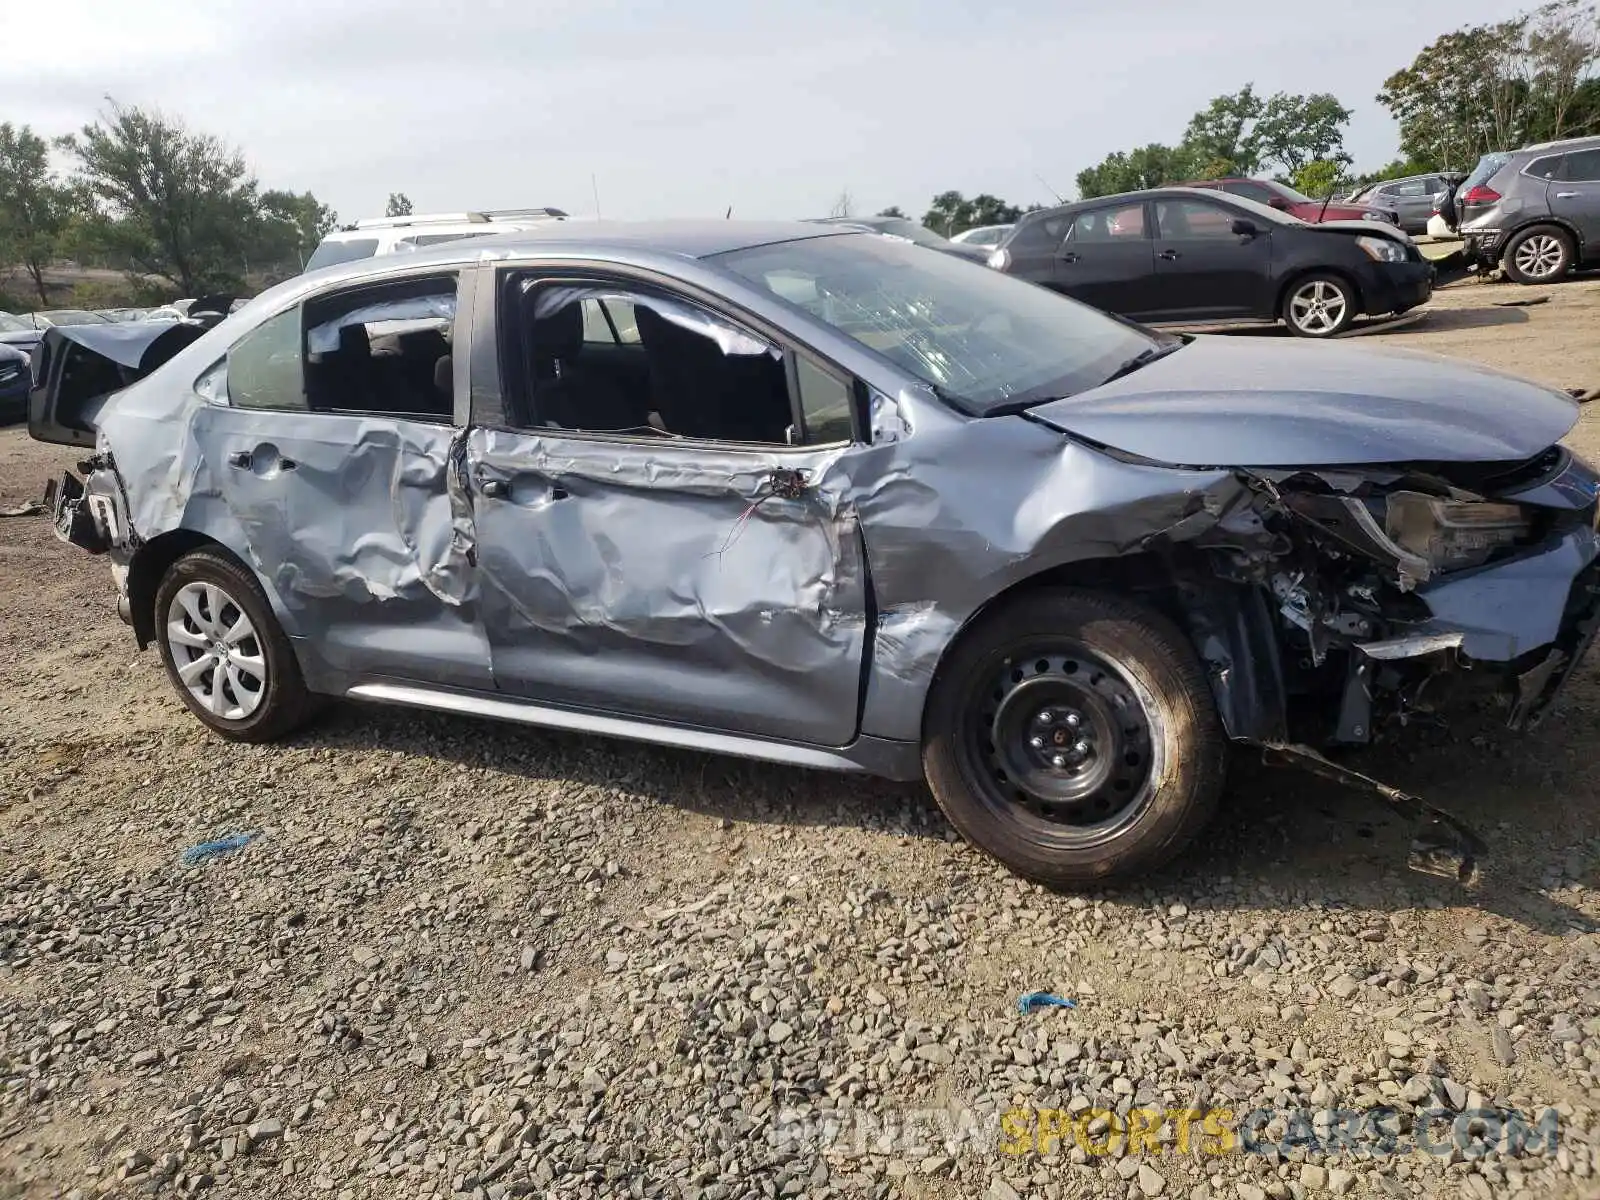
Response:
[3,273,1600,1200]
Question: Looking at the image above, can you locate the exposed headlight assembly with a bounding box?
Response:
[1384,491,1531,574]
[987,248,1010,271]
[1356,235,1407,262]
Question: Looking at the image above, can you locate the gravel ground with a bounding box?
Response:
[4,274,1600,1200]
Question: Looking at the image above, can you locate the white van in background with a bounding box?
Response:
[302,208,571,273]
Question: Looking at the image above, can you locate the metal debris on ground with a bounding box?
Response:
[179,832,259,866]
[1567,387,1599,404]
[0,501,42,518]
[1017,991,1077,1015]
[1495,296,1551,307]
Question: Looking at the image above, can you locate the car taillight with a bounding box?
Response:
[1461,185,1501,205]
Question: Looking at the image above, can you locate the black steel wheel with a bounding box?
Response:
[923,588,1227,887]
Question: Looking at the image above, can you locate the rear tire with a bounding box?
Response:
[1281,273,1357,338]
[1502,225,1573,284]
[921,589,1227,888]
[154,549,321,742]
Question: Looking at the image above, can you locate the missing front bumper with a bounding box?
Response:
[1263,742,1486,886]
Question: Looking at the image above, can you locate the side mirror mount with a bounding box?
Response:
[1230,218,1259,238]
[1267,197,1289,210]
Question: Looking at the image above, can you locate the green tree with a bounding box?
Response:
[258,189,338,267]
[1290,160,1345,198]
[1182,85,1265,176]
[0,123,80,305]
[385,192,413,217]
[1076,143,1196,198]
[921,191,1022,236]
[1378,3,1600,168]
[876,205,907,218]
[62,100,262,294]
[1254,93,1354,177]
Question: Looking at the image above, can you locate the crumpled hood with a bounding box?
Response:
[1025,336,1578,467]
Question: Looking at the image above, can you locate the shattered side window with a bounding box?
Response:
[227,308,307,411]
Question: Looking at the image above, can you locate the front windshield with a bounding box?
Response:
[0,313,31,332]
[1214,192,1307,226]
[715,232,1160,415]
[865,218,952,248]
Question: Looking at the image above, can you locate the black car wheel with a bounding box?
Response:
[154,549,322,742]
[1281,274,1357,338]
[1503,226,1574,284]
[922,589,1227,888]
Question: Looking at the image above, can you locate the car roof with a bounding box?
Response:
[1520,133,1600,153]
[1019,187,1255,218]
[303,219,855,279]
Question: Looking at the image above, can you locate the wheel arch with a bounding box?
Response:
[127,531,264,650]
[1505,218,1584,256]
[918,552,1287,745]
[1275,265,1365,321]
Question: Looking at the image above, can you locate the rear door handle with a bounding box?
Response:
[1059,252,1080,264]
[1159,249,1181,260]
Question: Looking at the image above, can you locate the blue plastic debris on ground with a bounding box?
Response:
[1017,991,1077,1015]
[180,832,258,866]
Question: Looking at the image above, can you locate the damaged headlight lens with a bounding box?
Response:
[1384,491,1531,572]
[1356,235,1406,262]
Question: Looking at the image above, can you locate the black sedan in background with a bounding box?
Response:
[988,188,1433,337]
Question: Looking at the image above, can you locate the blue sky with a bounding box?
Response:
[8,0,1527,224]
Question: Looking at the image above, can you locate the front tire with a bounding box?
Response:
[922,589,1227,888]
[1502,225,1573,284]
[154,549,319,742]
[1282,273,1357,337]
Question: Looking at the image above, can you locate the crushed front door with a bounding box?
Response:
[465,429,868,746]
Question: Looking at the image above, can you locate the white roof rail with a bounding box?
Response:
[480,207,570,220]
[350,212,491,230]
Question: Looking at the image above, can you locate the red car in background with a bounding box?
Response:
[1177,178,1401,227]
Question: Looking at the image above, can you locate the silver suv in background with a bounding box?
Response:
[302,209,571,273]
[1454,135,1600,283]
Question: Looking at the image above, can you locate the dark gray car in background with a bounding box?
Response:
[1347,172,1464,235]
[1453,134,1600,282]
[28,220,1600,889]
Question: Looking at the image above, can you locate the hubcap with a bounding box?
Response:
[166,582,267,720]
[1289,280,1348,334]
[1514,234,1563,279]
[966,643,1156,841]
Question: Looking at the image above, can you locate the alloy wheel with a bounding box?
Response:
[1513,234,1565,280]
[166,581,268,720]
[965,641,1158,844]
[1288,280,1349,335]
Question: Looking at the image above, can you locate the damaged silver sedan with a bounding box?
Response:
[30,221,1600,888]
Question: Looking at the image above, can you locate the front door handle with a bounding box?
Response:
[480,479,510,499]
[1059,252,1080,264]
[227,449,296,471]
[1159,249,1181,260]
[1554,191,1579,198]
